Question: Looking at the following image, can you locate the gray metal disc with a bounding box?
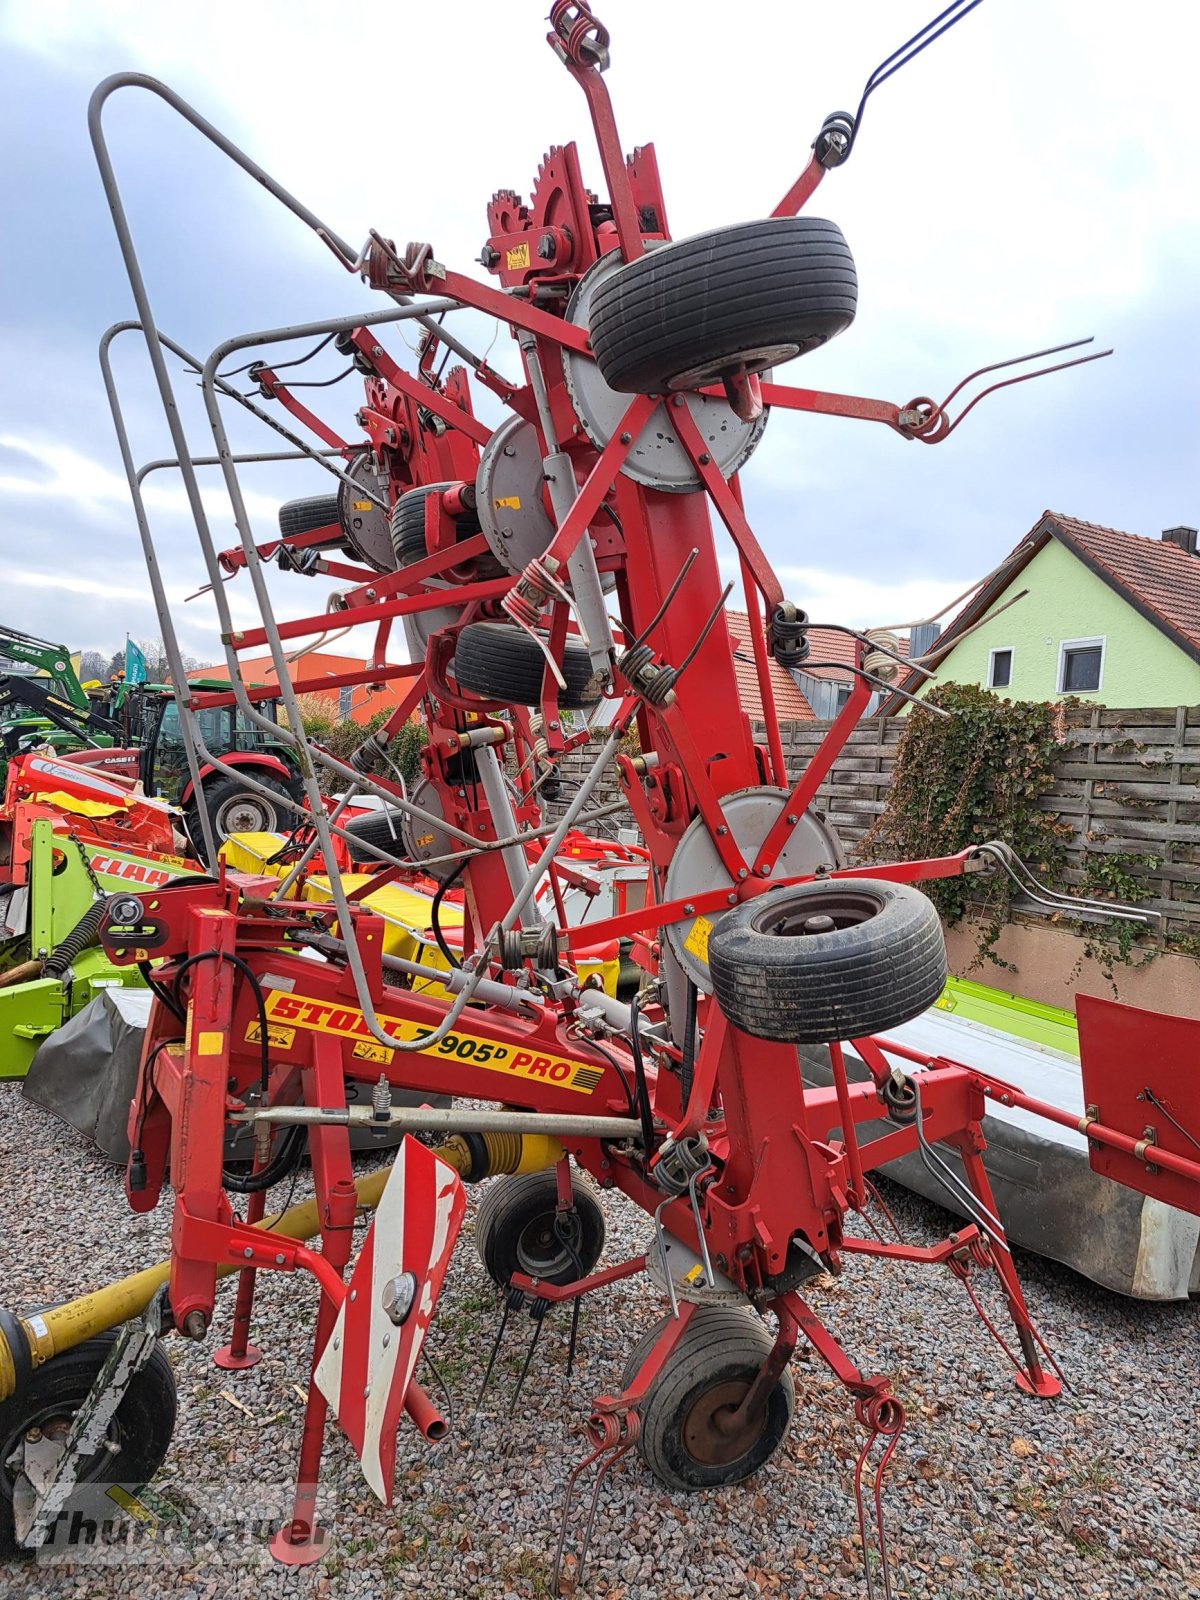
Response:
[646,1230,747,1307]
[476,415,556,576]
[337,449,396,573]
[662,786,845,992]
[562,252,770,494]
[400,778,458,881]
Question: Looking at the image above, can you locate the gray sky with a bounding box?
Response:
[1,0,1197,665]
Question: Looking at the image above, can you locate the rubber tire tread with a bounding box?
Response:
[0,1334,177,1557]
[588,217,856,394]
[389,483,505,578]
[343,808,408,864]
[708,877,947,1044]
[452,621,603,709]
[278,495,341,537]
[474,1169,605,1288]
[630,1308,795,1491]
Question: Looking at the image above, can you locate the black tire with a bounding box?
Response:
[452,621,602,709]
[343,807,408,864]
[588,218,857,395]
[708,877,947,1045]
[0,1334,177,1557]
[390,483,504,578]
[474,1169,605,1288]
[278,495,341,538]
[628,1308,794,1491]
[198,774,299,845]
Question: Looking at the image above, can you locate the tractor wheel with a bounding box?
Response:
[277,494,342,539]
[452,622,603,710]
[389,483,505,578]
[196,774,298,846]
[343,807,408,864]
[707,878,947,1045]
[474,1169,605,1288]
[626,1307,794,1491]
[0,1333,177,1557]
[587,217,857,395]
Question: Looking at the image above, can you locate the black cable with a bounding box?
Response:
[431,860,467,971]
[574,1035,640,1129]
[208,332,337,381]
[627,990,657,1156]
[138,962,187,1025]
[171,950,271,1101]
[680,979,699,1111]
[224,1122,307,1194]
[271,365,356,390]
[128,1036,183,1191]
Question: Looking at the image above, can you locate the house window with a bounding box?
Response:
[1058,637,1105,694]
[834,684,853,713]
[337,686,353,718]
[987,648,1013,689]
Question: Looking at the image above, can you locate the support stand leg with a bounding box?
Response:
[213,1186,265,1371]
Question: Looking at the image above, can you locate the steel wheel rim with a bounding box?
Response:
[680,1378,765,1467]
[214,794,278,837]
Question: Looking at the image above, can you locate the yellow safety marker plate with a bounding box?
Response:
[683,915,714,963]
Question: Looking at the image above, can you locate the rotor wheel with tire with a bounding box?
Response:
[623,1307,794,1491]
[452,621,603,710]
[474,1169,605,1288]
[342,807,409,865]
[389,482,505,578]
[587,216,857,395]
[277,494,341,538]
[0,1333,177,1557]
[195,774,299,847]
[707,877,947,1044]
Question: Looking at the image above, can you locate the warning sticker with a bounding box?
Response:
[683,915,714,964]
[263,990,598,1095]
[245,1020,297,1049]
[493,495,521,511]
[505,241,531,271]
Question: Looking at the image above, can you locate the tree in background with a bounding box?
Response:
[289,694,428,794]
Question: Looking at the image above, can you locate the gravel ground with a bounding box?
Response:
[0,1084,1196,1600]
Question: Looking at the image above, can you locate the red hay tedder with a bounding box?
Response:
[2,4,1197,1593]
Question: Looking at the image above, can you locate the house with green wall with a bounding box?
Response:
[883,512,1200,711]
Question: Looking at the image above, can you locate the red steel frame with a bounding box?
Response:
[91,0,1200,1580]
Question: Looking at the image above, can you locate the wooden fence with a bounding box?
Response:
[548,706,1200,938]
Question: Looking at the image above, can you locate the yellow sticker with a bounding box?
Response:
[245,1020,297,1049]
[505,241,531,271]
[416,833,435,848]
[352,1040,393,1065]
[493,495,521,511]
[264,989,599,1095]
[683,915,714,963]
[352,500,373,512]
[684,1264,705,1284]
[197,1031,225,1056]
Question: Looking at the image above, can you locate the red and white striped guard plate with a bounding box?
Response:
[314,1135,466,1502]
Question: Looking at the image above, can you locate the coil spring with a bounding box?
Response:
[652,1133,710,1196]
[768,601,810,669]
[43,900,105,980]
[862,629,902,682]
[349,729,389,773]
[527,714,550,767]
[497,922,559,971]
[616,642,678,707]
[501,555,565,632]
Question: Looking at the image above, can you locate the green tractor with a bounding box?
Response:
[0,628,305,856]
